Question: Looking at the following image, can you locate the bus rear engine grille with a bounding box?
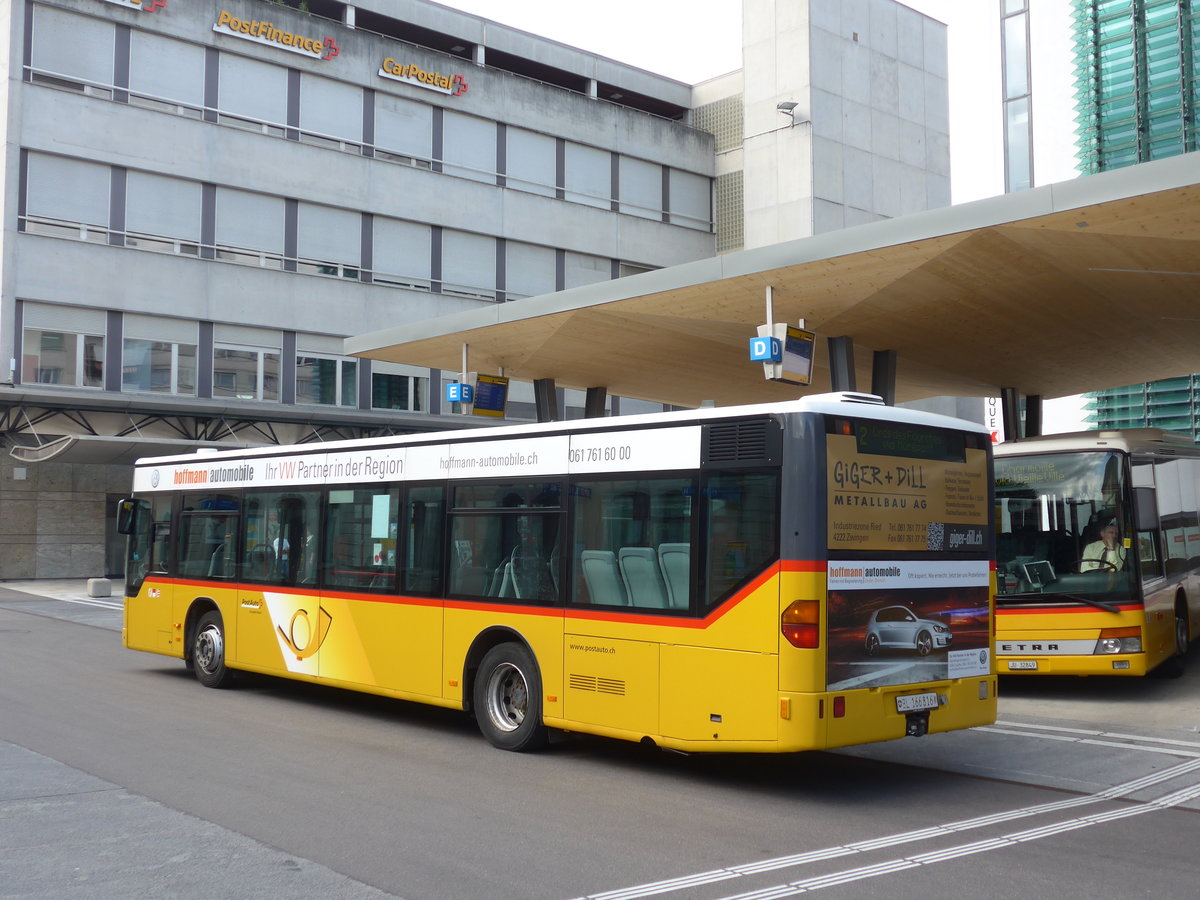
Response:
[705,421,772,462]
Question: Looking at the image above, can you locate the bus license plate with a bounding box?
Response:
[1007,660,1038,670]
[895,692,939,713]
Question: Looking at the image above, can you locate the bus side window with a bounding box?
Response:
[150,495,172,574]
[323,487,399,591]
[176,494,240,580]
[242,491,321,587]
[703,472,779,610]
[571,477,693,611]
[404,485,445,594]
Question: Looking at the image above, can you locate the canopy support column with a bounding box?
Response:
[534,378,559,423]
[1025,395,1043,437]
[1001,387,1021,441]
[871,350,896,405]
[827,336,856,393]
[584,387,607,418]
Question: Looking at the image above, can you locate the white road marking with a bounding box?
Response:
[714,779,1200,899]
[571,736,1200,900]
[52,596,125,611]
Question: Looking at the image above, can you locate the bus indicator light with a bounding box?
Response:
[832,696,845,718]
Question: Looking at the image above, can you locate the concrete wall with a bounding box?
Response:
[0,457,128,580]
[741,0,949,247]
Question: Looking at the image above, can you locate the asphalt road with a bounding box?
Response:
[2,585,1199,900]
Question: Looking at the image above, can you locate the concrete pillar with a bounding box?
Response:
[827,336,856,393]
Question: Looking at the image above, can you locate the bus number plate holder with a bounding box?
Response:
[1007,660,1038,670]
[895,692,939,713]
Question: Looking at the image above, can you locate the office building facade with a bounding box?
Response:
[0,0,948,578]
[1075,0,1200,436]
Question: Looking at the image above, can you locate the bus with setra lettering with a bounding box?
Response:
[994,428,1200,676]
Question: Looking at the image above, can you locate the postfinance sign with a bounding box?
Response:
[99,0,167,9]
[213,11,341,61]
[379,58,469,96]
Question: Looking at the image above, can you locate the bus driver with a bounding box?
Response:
[1080,520,1126,572]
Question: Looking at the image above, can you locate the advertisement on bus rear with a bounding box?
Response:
[825,560,991,689]
[825,426,989,553]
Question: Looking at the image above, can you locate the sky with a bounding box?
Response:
[431,0,1089,431]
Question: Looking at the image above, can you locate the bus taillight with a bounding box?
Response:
[781,600,820,648]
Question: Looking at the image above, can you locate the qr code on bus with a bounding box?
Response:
[927,521,945,551]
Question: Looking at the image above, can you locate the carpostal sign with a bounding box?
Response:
[214,11,341,61]
[379,58,469,96]
[132,427,701,492]
[99,0,167,10]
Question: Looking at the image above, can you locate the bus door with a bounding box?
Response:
[237,491,321,677]
[119,494,175,654]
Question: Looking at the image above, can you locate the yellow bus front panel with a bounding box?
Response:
[123,576,176,656]
[997,607,1157,676]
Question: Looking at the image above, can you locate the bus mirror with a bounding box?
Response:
[1134,487,1159,533]
[115,498,139,535]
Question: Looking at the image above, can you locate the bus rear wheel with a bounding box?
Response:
[474,643,548,751]
[192,610,234,688]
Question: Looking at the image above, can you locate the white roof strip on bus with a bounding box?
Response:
[131,426,703,492]
[130,393,987,471]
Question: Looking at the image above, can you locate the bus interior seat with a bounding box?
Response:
[548,543,560,593]
[246,544,274,579]
[581,550,626,605]
[619,547,668,608]
[453,564,491,595]
[488,558,516,598]
[207,544,230,578]
[657,543,690,609]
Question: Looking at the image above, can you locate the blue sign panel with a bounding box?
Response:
[446,382,474,403]
[749,336,782,362]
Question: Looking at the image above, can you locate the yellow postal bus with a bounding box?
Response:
[995,429,1200,676]
[118,392,996,752]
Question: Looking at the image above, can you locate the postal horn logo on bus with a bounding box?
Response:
[379,58,469,96]
[275,605,333,662]
[214,11,341,61]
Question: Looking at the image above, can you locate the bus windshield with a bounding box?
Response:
[994,451,1137,606]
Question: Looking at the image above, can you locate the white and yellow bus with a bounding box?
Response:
[995,429,1200,676]
[118,392,996,752]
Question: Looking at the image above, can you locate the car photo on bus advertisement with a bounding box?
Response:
[864,605,953,656]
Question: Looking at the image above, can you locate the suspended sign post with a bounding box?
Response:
[444,344,509,417]
[748,287,816,385]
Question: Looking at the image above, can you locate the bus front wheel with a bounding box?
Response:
[192,611,234,689]
[1154,609,1189,679]
[474,642,548,752]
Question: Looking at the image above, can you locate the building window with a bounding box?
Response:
[22,329,103,388]
[372,372,425,412]
[296,355,357,406]
[122,339,197,395]
[213,345,280,402]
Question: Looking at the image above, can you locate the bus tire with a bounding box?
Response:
[192,610,234,689]
[1154,609,1190,679]
[474,642,548,752]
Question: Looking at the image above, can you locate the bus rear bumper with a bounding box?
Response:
[816,677,999,751]
[997,654,1149,676]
